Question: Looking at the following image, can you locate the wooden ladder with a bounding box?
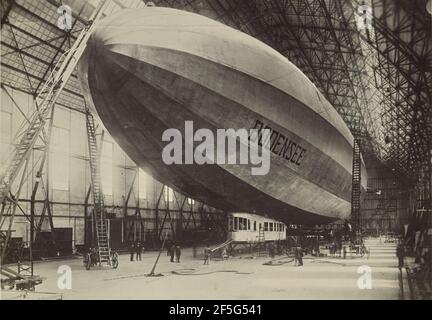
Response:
[257,225,266,257]
[86,112,110,264]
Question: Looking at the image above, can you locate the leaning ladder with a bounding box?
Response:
[351,138,362,236]
[86,112,110,264]
[0,1,108,205]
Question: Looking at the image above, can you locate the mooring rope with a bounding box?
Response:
[171,268,253,276]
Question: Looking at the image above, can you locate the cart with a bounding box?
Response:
[83,249,118,270]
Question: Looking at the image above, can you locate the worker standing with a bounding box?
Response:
[297,246,304,266]
[129,241,135,262]
[269,244,275,259]
[170,243,176,263]
[222,247,228,260]
[175,245,181,263]
[136,240,142,261]
[204,246,211,265]
[396,242,405,268]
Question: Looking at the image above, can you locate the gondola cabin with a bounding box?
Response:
[228,213,287,242]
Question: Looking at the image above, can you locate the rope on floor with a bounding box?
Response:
[104,268,253,280]
[104,273,164,281]
[263,258,294,266]
[171,268,253,276]
[309,259,347,267]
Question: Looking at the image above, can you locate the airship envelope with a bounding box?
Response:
[77,7,367,224]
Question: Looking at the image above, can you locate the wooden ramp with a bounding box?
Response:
[210,239,234,254]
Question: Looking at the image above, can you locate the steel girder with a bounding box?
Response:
[363,0,431,180]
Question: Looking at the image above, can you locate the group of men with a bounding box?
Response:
[329,242,342,257]
[129,240,144,261]
[168,243,182,263]
[125,237,408,271]
[128,241,211,264]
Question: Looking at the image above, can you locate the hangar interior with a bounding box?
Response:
[0,0,431,299]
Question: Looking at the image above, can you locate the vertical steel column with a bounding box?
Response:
[428,148,432,285]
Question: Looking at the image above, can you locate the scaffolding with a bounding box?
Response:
[0,0,109,283]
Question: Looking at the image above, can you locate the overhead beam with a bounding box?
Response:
[1,62,84,99]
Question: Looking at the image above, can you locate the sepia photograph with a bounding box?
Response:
[0,0,431,304]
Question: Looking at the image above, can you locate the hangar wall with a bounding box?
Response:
[362,156,410,234]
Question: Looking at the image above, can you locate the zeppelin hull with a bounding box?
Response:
[78,8,367,224]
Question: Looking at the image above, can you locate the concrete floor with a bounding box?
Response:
[3,238,402,300]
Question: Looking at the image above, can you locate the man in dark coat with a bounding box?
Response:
[167,241,172,256]
[175,245,181,263]
[396,242,405,268]
[297,246,304,266]
[129,241,135,262]
[170,244,176,263]
[269,244,275,259]
[136,240,143,261]
[204,246,211,265]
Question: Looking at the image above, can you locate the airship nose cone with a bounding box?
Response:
[85,8,140,57]
[86,20,114,55]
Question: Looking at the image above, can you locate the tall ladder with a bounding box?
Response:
[351,137,362,237]
[0,0,109,261]
[86,111,110,265]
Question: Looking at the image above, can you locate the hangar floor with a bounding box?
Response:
[3,239,403,300]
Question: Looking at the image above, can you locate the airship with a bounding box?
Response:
[77,7,367,225]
